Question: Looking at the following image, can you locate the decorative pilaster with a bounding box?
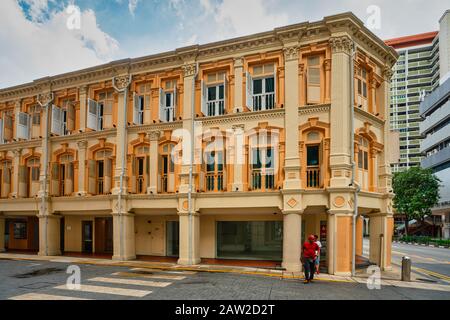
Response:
[112,75,131,195]
[283,45,302,190]
[77,140,88,196]
[79,86,88,131]
[10,149,21,198]
[233,57,244,113]
[148,130,161,194]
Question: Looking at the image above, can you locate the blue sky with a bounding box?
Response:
[1,0,449,89]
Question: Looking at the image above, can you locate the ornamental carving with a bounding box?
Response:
[77,140,88,149]
[233,57,244,68]
[283,46,299,61]
[148,130,161,141]
[113,75,131,92]
[37,92,54,106]
[382,66,394,81]
[182,63,197,77]
[329,36,353,54]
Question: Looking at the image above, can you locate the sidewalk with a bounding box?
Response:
[1,252,449,292]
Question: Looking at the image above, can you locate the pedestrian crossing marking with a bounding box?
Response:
[54,284,152,297]
[9,293,91,300]
[131,268,197,275]
[89,277,171,287]
[113,271,186,280]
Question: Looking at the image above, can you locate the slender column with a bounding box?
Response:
[355,215,364,256]
[112,76,131,195]
[77,140,87,196]
[283,45,301,189]
[232,124,245,191]
[329,35,353,188]
[282,210,302,272]
[233,57,244,112]
[112,210,136,261]
[178,210,201,265]
[148,130,160,194]
[11,149,21,198]
[178,63,198,194]
[324,59,332,103]
[79,86,88,131]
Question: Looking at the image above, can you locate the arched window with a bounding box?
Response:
[131,145,150,194]
[159,143,175,193]
[0,160,12,198]
[88,149,113,195]
[248,132,278,191]
[357,136,370,190]
[26,157,40,197]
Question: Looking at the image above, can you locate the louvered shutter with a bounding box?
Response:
[274,67,277,106]
[133,92,139,125]
[67,102,75,131]
[223,74,227,113]
[103,101,113,129]
[199,156,206,192]
[130,156,137,194]
[65,163,74,196]
[4,114,12,141]
[201,79,207,116]
[157,155,162,192]
[88,160,96,194]
[1,167,11,198]
[51,105,62,135]
[0,119,3,144]
[246,72,253,110]
[145,155,150,189]
[16,112,30,140]
[159,88,165,122]
[307,57,321,104]
[18,165,28,197]
[87,99,98,130]
[50,163,60,196]
[248,148,254,191]
[173,86,177,120]
[104,158,112,194]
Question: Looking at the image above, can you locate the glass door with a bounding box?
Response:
[166,221,179,257]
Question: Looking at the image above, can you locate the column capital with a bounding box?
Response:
[181,63,198,78]
[13,149,22,157]
[282,210,303,216]
[79,85,88,96]
[113,75,131,92]
[382,66,394,81]
[233,57,244,68]
[329,35,354,55]
[37,92,54,107]
[283,45,300,62]
[324,58,332,71]
[148,130,161,141]
[77,140,88,149]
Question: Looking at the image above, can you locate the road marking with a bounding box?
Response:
[9,293,90,300]
[130,268,197,275]
[412,267,450,282]
[54,284,152,297]
[89,277,171,288]
[113,271,186,280]
[392,250,450,265]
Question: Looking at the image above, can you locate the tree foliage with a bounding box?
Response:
[393,167,441,234]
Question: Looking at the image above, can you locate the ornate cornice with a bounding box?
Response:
[112,75,131,92]
[382,66,394,81]
[200,108,284,126]
[37,92,54,107]
[148,130,161,141]
[298,104,331,116]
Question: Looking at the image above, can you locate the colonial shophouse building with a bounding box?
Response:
[0,13,397,275]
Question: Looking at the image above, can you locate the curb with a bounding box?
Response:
[393,240,449,249]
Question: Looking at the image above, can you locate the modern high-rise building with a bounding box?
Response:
[0,12,397,275]
[420,72,450,239]
[386,10,450,172]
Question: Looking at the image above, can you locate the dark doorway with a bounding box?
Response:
[95,217,113,254]
[60,217,65,253]
[82,221,93,253]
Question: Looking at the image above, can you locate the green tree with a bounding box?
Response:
[393,167,441,236]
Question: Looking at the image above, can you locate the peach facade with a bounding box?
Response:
[0,13,397,275]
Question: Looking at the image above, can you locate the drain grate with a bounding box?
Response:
[13,268,64,279]
[19,282,57,290]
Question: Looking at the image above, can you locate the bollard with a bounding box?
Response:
[401,256,411,282]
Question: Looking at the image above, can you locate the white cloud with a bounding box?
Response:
[0,0,119,88]
[128,0,140,17]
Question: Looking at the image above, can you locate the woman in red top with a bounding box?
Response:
[302,235,319,283]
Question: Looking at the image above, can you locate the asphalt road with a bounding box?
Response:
[0,259,449,300]
[363,239,450,283]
